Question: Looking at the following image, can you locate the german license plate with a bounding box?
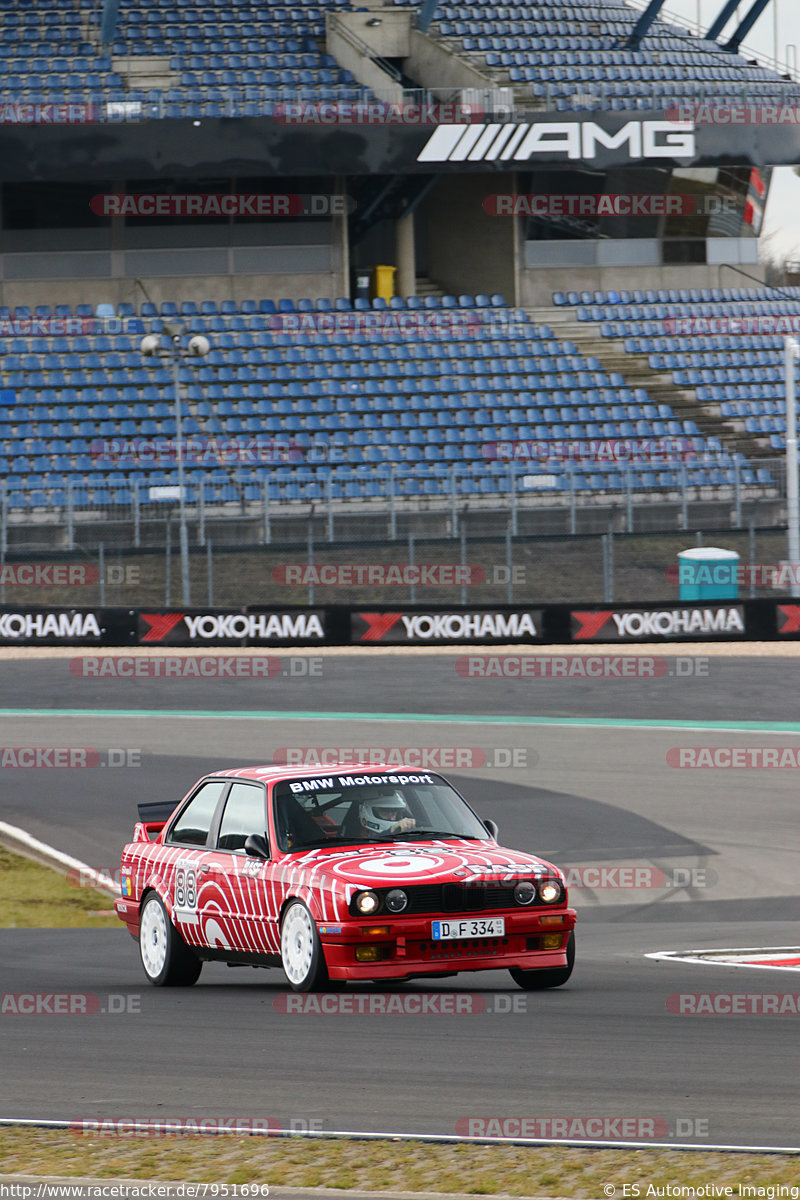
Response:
[431,917,505,940]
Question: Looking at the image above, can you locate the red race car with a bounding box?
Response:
[116,763,577,992]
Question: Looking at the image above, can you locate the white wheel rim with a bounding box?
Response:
[281,905,314,986]
[140,898,168,979]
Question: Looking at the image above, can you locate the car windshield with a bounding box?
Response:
[272,771,489,852]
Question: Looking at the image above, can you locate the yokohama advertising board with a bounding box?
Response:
[570,606,746,642]
[350,610,543,644]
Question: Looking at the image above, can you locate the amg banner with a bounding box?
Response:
[8,112,800,182]
[570,605,746,642]
[351,609,543,644]
[137,609,328,645]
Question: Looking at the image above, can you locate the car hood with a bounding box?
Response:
[287,839,562,888]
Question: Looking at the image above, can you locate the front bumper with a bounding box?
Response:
[319,907,577,981]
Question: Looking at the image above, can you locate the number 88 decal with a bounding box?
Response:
[174,862,198,911]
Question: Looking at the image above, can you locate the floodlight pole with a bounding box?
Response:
[172,343,191,606]
[785,336,800,598]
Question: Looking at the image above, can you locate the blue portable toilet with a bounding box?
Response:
[677,547,740,601]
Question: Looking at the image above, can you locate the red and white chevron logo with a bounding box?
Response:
[139,613,186,643]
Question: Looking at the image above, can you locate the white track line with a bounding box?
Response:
[0,821,119,897]
[647,947,800,972]
[0,1119,797,1153]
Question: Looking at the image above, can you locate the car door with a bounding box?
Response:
[162,778,230,950]
[212,780,281,955]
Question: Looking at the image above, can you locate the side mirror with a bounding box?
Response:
[483,819,499,841]
[244,833,270,859]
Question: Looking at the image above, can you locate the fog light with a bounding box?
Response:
[355,945,380,962]
[542,933,563,950]
[539,881,561,903]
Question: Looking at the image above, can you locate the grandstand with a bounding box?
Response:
[0,0,798,541]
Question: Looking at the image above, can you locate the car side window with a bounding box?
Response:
[168,780,227,848]
[217,782,267,854]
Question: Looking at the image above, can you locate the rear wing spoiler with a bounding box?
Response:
[134,800,178,842]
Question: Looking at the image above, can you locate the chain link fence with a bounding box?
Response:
[0,520,794,609]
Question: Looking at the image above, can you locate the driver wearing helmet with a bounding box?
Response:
[360,790,416,836]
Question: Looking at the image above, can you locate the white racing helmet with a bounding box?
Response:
[360,790,413,835]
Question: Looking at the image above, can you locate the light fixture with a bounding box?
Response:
[366,17,382,25]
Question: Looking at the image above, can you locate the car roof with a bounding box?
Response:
[208,763,431,785]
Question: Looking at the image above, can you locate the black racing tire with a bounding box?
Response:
[138,892,202,987]
[509,931,575,991]
[280,900,331,992]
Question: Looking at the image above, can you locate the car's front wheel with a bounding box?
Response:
[139,892,202,987]
[280,900,330,992]
[510,931,575,991]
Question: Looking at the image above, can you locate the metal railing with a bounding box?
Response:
[0,459,786,554]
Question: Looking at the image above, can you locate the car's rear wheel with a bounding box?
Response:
[139,892,202,987]
[510,931,575,990]
[280,900,330,992]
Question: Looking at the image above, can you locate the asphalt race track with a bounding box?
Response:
[1,650,800,1150]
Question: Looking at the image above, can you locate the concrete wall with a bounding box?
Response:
[405,28,496,92]
[330,11,411,58]
[518,257,768,306]
[0,270,344,310]
[423,173,518,301]
[326,14,405,104]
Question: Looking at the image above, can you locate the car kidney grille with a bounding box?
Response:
[398,883,523,914]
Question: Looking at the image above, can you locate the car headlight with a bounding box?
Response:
[539,880,561,904]
[385,888,408,913]
[354,890,380,915]
[513,881,536,906]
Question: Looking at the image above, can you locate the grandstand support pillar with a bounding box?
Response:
[173,354,191,607]
[625,0,669,49]
[394,213,416,299]
[784,337,800,597]
[335,176,350,298]
[706,0,744,43]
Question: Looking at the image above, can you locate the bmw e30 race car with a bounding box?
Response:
[115,763,577,992]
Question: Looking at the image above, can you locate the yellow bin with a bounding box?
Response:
[372,264,396,301]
